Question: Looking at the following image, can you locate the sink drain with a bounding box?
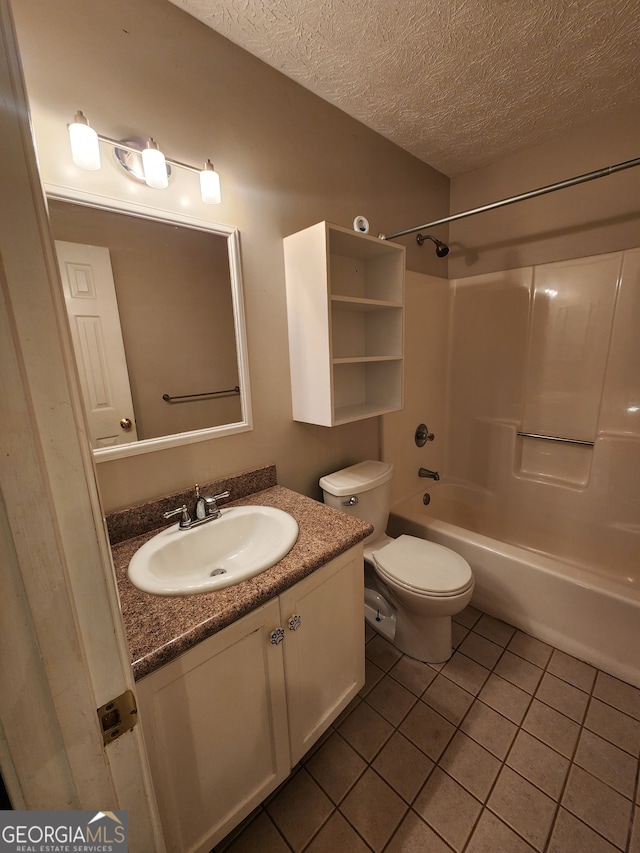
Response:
[210,568,227,577]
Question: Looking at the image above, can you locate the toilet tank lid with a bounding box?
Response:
[319,460,393,496]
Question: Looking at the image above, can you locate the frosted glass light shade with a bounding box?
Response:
[200,160,221,204]
[68,112,101,170]
[141,139,168,189]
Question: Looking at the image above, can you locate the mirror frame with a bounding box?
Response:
[45,185,253,461]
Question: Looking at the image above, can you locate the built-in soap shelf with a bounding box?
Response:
[515,431,594,488]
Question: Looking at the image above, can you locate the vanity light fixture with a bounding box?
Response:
[67,111,222,204]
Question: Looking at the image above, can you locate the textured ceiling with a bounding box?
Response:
[169,0,640,177]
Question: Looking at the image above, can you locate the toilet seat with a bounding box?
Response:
[372,534,473,597]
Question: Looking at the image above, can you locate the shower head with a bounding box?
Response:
[416,233,449,257]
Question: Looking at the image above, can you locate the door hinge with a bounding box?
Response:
[97,689,138,745]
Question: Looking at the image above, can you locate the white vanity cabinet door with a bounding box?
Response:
[136,597,290,853]
[279,546,365,764]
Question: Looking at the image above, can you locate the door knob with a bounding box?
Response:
[120,417,133,430]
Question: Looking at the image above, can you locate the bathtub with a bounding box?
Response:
[388,484,640,688]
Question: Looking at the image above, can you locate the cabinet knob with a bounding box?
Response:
[270,628,285,645]
[288,615,302,631]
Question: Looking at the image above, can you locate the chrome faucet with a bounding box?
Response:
[163,484,231,530]
[419,467,440,481]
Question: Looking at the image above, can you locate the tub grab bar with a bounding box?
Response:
[517,432,594,447]
[163,386,240,403]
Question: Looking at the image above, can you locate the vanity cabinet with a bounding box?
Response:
[136,545,364,853]
[283,221,405,426]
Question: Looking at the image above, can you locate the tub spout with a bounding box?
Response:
[419,467,440,481]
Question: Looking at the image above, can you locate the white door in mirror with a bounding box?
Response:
[127,506,299,595]
[55,240,139,447]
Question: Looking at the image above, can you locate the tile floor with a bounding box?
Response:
[215,605,640,853]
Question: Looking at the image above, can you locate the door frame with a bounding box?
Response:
[0,3,163,848]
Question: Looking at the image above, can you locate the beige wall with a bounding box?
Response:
[449,102,640,277]
[12,0,449,511]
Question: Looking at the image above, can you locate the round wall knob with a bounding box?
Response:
[120,417,133,430]
[415,423,435,446]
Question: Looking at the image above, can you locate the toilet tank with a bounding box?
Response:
[319,460,393,545]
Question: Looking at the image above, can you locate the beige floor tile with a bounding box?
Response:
[422,673,475,725]
[507,630,553,668]
[439,730,501,801]
[473,613,517,647]
[547,649,597,692]
[584,697,640,757]
[460,700,518,759]
[220,811,290,853]
[494,650,544,694]
[488,765,556,851]
[399,699,456,761]
[479,673,532,724]
[561,764,633,850]
[266,768,334,851]
[465,809,537,853]
[372,731,434,803]
[388,653,437,696]
[340,768,407,851]
[384,810,454,853]
[452,620,470,649]
[593,672,640,721]
[506,729,570,799]
[359,657,385,698]
[365,634,403,672]
[573,728,637,798]
[547,808,621,853]
[304,811,370,853]
[453,604,482,629]
[414,767,482,852]
[365,674,417,726]
[522,698,581,758]
[536,672,589,723]
[458,631,504,669]
[338,700,394,762]
[441,650,491,695]
[304,731,367,804]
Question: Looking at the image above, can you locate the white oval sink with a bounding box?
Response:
[127,505,299,596]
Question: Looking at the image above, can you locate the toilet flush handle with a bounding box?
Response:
[341,496,359,506]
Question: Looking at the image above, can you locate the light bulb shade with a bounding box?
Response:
[141,139,168,189]
[68,112,101,170]
[200,160,221,204]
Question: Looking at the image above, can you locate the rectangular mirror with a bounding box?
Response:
[47,195,252,461]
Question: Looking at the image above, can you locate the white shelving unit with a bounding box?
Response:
[283,221,405,426]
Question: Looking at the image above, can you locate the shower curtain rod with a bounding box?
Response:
[381,156,640,241]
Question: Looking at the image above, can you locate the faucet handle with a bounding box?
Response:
[203,490,231,518]
[163,505,191,527]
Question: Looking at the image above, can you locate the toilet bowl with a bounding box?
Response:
[320,460,474,663]
[371,534,474,662]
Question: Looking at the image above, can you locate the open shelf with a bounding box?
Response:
[284,221,405,426]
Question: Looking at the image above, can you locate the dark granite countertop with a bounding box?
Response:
[111,484,372,680]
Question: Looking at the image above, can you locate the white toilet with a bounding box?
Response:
[320,460,474,663]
